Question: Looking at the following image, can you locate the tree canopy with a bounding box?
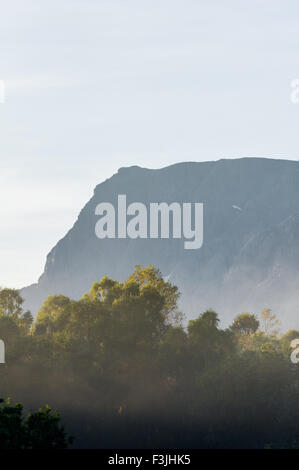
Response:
[0,266,299,448]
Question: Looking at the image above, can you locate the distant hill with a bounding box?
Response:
[21,158,299,329]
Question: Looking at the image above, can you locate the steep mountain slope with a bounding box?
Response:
[21,158,299,328]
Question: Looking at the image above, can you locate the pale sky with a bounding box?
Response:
[1,0,299,288]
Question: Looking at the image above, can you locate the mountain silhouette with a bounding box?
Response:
[21,158,299,329]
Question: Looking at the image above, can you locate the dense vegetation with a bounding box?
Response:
[1,265,299,449]
[0,399,72,449]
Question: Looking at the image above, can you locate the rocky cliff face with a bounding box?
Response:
[21,158,299,328]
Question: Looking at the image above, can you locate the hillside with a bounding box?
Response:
[21,158,299,328]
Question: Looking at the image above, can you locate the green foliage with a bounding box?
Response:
[0,288,24,317]
[0,288,33,332]
[1,266,299,449]
[128,265,182,323]
[260,308,280,336]
[230,313,259,335]
[0,399,72,449]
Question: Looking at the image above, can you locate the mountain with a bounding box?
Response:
[21,158,299,329]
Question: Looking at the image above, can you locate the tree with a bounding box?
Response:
[0,288,23,317]
[188,310,233,369]
[259,309,280,336]
[0,288,33,332]
[3,266,299,449]
[34,294,72,334]
[25,405,73,449]
[230,313,259,336]
[159,326,188,378]
[0,399,72,449]
[188,309,220,341]
[128,265,182,324]
[200,309,220,328]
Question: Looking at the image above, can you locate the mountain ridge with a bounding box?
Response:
[21,157,299,329]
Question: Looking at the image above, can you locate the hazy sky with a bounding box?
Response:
[1,0,299,288]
